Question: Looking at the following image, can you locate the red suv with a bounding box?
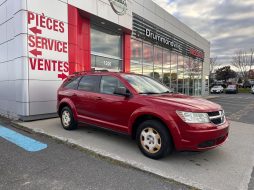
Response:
[57,71,229,159]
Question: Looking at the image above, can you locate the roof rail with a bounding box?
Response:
[73,71,87,75]
[91,68,109,72]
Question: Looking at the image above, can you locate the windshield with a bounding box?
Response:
[122,74,172,94]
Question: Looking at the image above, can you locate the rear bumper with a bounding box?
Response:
[175,121,229,151]
[225,90,237,94]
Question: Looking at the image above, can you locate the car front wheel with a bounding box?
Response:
[136,120,173,159]
[60,106,78,130]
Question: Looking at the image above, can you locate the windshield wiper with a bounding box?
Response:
[161,91,173,94]
[139,91,173,95]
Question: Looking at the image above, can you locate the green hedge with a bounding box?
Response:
[238,88,251,93]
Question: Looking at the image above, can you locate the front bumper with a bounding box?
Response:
[211,90,221,93]
[175,121,229,151]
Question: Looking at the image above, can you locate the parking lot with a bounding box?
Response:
[210,93,254,124]
[16,93,254,190]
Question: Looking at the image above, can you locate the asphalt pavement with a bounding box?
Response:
[209,93,254,190]
[0,119,190,190]
[210,93,254,124]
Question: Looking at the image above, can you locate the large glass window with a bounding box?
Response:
[143,43,154,77]
[162,50,171,88]
[91,25,122,71]
[171,52,178,93]
[92,55,122,71]
[183,57,190,95]
[130,38,203,96]
[177,54,184,94]
[131,39,142,74]
[153,47,163,82]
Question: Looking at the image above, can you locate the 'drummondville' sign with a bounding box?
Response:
[109,0,128,15]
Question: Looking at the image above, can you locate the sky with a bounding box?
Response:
[152,0,254,67]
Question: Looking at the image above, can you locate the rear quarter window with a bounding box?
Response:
[63,76,81,89]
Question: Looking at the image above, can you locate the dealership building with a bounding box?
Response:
[0,0,210,120]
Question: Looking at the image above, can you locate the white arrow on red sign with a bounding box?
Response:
[29,26,42,35]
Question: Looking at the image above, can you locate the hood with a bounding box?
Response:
[147,93,222,112]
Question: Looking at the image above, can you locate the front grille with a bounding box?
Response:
[208,111,220,117]
[207,110,225,125]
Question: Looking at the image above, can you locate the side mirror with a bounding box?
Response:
[114,87,131,97]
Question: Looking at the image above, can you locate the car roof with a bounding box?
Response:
[70,71,144,78]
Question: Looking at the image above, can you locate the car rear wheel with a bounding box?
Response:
[136,120,173,159]
[60,106,78,130]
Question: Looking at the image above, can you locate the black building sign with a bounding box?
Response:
[132,13,204,61]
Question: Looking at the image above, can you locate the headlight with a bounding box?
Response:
[176,111,210,123]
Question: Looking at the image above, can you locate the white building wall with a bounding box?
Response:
[0,0,70,119]
[68,0,132,30]
[0,0,29,119]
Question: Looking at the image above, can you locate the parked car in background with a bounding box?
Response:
[251,86,254,94]
[225,85,238,94]
[57,71,229,159]
[210,85,224,94]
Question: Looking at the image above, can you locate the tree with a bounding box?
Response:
[231,49,254,80]
[210,57,220,73]
[237,78,243,83]
[215,66,237,82]
[209,57,221,86]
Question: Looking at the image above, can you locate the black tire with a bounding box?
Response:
[136,120,173,159]
[60,106,78,130]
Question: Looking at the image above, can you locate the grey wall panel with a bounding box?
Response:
[15,80,29,103]
[29,101,57,115]
[29,80,62,102]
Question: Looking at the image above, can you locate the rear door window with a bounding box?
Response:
[78,75,101,92]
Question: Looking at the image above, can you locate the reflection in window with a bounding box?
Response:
[91,25,122,71]
[130,38,203,96]
[78,76,100,92]
[92,55,122,72]
[163,50,171,88]
[64,76,81,89]
[177,55,184,93]
[131,39,142,74]
[143,43,153,77]
[91,26,122,58]
[171,52,178,93]
[183,57,190,95]
[153,47,163,82]
[100,76,125,95]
